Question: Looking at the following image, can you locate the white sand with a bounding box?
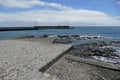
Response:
[0,39,72,80]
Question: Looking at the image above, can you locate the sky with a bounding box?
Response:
[0,0,120,27]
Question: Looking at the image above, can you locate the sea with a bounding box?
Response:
[0,27,120,40]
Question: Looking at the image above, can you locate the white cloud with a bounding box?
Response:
[0,0,72,9]
[0,0,119,27]
[0,9,120,27]
[115,16,120,19]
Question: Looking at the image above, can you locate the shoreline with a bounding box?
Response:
[11,34,103,43]
[0,36,120,80]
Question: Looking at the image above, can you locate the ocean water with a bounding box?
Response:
[0,27,120,40]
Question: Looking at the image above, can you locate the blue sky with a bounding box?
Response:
[44,0,120,16]
[0,0,120,27]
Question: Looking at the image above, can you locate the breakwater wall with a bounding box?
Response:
[0,26,71,31]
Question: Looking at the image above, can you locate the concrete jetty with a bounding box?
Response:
[0,38,72,80]
[0,26,72,31]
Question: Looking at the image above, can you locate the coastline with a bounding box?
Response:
[0,35,120,80]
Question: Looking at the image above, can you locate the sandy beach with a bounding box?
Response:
[0,38,72,80]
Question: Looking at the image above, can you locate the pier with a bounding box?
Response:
[0,26,72,31]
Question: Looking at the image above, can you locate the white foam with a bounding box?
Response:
[92,56,120,64]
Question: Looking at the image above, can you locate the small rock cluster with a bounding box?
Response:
[17,34,49,38]
[53,35,103,44]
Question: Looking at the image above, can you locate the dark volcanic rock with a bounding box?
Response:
[42,34,48,38]
[53,35,103,44]
[18,35,35,38]
[71,35,80,37]
[69,41,120,63]
[57,35,69,38]
[91,47,117,58]
[53,38,73,44]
